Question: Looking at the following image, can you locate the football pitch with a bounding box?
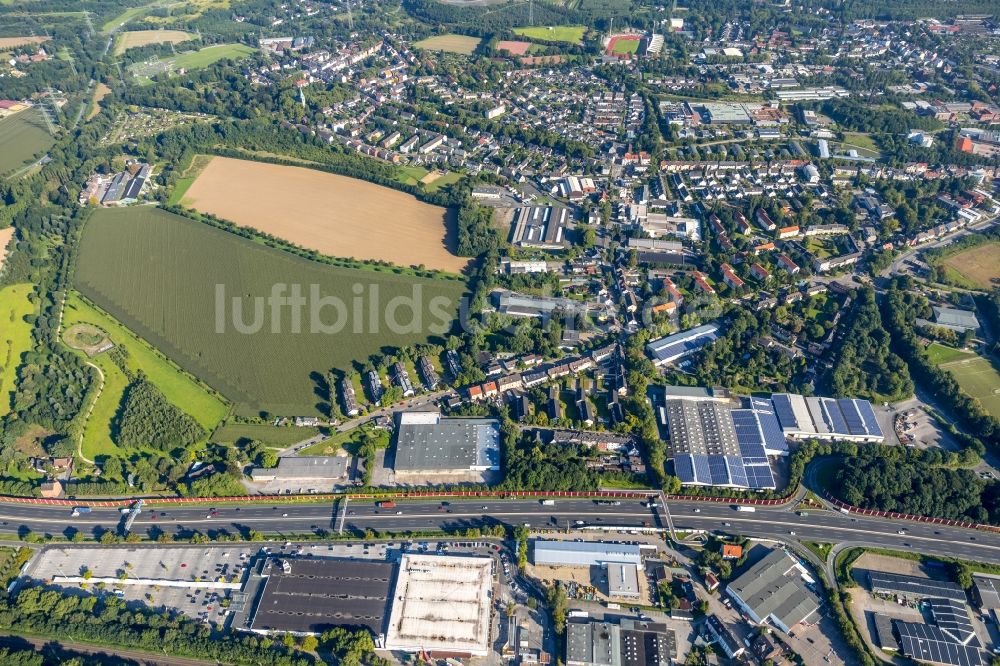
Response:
[939,355,1000,419]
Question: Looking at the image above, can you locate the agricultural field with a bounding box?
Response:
[86,83,112,121]
[102,0,227,32]
[941,242,1000,290]
[938,354,1000,419]
[73,207,467,417]
[413,34,481,54]
[182,157,470,273]
[0,36,49,49]
[496,40,532,56]
[0,109,55,175]
[113,29,193,55]
[61,292,229,459]
[211,423,319,447]
[0,284,36,417]
[0,226,13,269]
[129,43,254,82]
[513,26,586,44]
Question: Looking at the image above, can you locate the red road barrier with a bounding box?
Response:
[826,495,1000,534]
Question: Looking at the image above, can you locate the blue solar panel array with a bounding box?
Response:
[825,399,849,434]
[838,398,866,436]
[855,399,883,437]
[757,408,789,453]
[771,393,798,430]
[744,464,776,489]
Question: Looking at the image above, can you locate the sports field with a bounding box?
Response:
[513,26,586,44]
[0,109,55,175]
[939,354,1000,419]
[182,157,469,273]
[608,35,642,54]
[0,284,35,417]
[496,40,532,56]
[925,342,974,366]
[942,242,1000,290]
[114,29,193,55]
[413,34,481,54]
[73,207,467,417]
[62,292,229,459]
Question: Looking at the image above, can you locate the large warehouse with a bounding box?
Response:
[247,558,395,640]
[392,412,500,475]
[646,324,720,366]
[383,554,494,657]
[726,548,820,633]
[771,393,884,442]
[533,540,643,568]
[667,398,781,490]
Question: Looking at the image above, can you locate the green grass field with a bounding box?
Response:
[610,38,641,54]
[130,44,255,83]
[210,423,319,447]
[0,109,55,175]
[171,43,254,69]
[74,207,467,417]
[513,26,586,44]
[62,291,229,459]
[0,284,36,417]
[413,34,481,54]
[939,354,1000,419]
[925,342,975,366]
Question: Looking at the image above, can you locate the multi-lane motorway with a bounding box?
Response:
[3,498,999,565]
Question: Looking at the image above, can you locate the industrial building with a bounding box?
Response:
[533,540,643,568]
[248,456,350,482]
[606,562,641,600]
[392,412,500,474]
[771,393,884,442]
[566,618,676,666]
[868,571,968,604]
[383,554,493,657]
[508,205,571,249]
[247,558,394,639]
[932,306,981,333]
[646,324,721,366]
[726,548,820,633]
[666,398,782,490]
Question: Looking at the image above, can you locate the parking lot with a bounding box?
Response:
[26,545,259,623]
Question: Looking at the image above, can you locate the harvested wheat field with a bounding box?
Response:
[114,29,193,55]
[0,36,50,49]
[182,157,468,273]
[0,227,14,271]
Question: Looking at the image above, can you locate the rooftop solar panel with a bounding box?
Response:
[929,599,977,646]
[744,465,776,490]
[896,621,984,666]
[856,399,883,437]
[771,394,798,430]
[823,398,849,435]
[868,571,967,603]
[675,455,696,484]
[708,456,732,485]
[756,408,789,453]
[726,456,748,487]
[838,398,866,436]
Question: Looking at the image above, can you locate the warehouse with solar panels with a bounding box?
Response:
[868,572,984,666]
[663,389,882,489]
[667,398,785,490]
[771,393,884,442]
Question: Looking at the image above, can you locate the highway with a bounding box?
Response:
[5,498,1000,565]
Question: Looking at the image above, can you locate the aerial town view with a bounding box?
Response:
[0,0,999,663]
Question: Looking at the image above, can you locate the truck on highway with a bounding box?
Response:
[735,506,756,512]
[70,507,91,517]
[540,500,555,506]
[376,501,396,509]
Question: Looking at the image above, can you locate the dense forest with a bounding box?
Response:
[828,287,913,402]
[836,446,1000,525]
[115,375,206,451]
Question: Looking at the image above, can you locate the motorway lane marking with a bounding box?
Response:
[679,516,1000,551]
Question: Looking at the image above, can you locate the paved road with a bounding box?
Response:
[6,499,1000,564]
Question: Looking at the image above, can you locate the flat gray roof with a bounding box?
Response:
[250,456,349,480]
[393,417,499,472]
[728,548,819,630]
[250,558,394,635]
